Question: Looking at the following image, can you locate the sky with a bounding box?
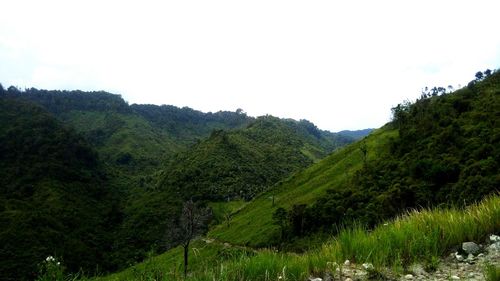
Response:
[1,0,499,132]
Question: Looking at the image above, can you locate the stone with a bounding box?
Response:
[344,278,353,281]
[462,242,480,255]
[451,275,460,280]
[309,278,322,281]
[409,264,427,276]
[362,263,374,270]
[487,242,500,252]
[404,274,414,279]
[490,234,500,243]
[455,252,464,261]
[344,259,350,266]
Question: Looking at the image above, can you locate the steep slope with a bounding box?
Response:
[208,128,396,247]
[159,116,353,200]
[0,97,117,280]
[210,70,500,247]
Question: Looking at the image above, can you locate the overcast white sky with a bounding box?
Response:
[1,0,499,131]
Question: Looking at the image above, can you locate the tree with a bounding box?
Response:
[170,200,211,278]
[484,69,492,77]
[272,207,288,240]
[0,83,4,94]
[475,71,484,81]
[359,140,368,163]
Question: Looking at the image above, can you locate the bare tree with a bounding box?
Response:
[168,200,211,278]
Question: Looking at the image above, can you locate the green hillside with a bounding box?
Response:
[209,127,396,247]
[0,97,117,280]
[115,115,353,264]
[211,70,500,248]
[3,89,253,188]
[159,116,353,201]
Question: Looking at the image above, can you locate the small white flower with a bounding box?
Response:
[46,256,55,262]
[278,276,283,280]
[57,262,60,266]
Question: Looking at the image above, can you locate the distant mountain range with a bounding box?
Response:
[336,128,374,140]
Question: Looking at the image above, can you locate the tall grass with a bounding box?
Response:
[93,195,499,281]
[484,263,500,281]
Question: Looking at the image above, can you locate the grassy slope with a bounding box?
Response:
[91,194,499,281]
[209,128,397,247]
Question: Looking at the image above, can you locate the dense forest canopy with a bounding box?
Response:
[0,97,118,280]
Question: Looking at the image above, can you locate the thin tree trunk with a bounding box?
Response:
[183,241,189,278]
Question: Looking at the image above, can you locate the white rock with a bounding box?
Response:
[451,275,460,280]
[309,278,322,281]
[404,274,414,280]
[455,252,464,261]
[362,263,374,270]
[490,234,500,243]
[344,278,353,281]
[488,242,500,252]
[344,259,350,266]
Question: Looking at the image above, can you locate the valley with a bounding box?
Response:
[0,69,499,280]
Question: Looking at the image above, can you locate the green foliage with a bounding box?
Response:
[283,71,500,239]
[0,98,117,280]
[159,116,353,201]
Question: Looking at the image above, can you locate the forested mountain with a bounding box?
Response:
[159,116,353,200]
[0,88,253,190]
[210,70,500,249]
[0,85,358,278]
[0,97,117,280]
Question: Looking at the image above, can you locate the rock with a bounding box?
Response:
[455,252,464,261]
[404,274,414,279]
[409,264,427,276]
[462,242,480,255]
[344,259,350,266]
[487,242,500,252]
[451,275,460,280]
[309,278,322,281]
[344,278,353,281]
[322,273,333,281]
[466,253,476,264]
[490,234,500,243]
[362,263,374,270]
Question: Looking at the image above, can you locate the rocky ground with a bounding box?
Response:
[309,234,500,281]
